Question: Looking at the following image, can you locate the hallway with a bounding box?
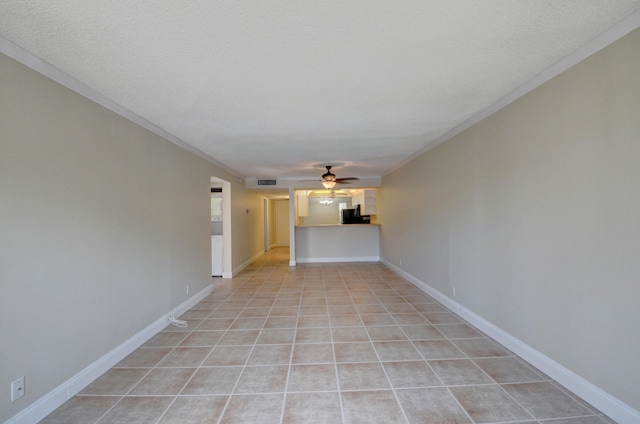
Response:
[42,248,612,423]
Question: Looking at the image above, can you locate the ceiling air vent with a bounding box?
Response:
[257,179,277,186]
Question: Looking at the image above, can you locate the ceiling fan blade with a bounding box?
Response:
[297,166,360,185]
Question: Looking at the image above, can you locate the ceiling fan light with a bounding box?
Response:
[322,181,336,189]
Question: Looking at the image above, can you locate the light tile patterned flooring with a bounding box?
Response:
[42,248,613,423]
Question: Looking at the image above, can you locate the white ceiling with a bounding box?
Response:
[2,1,640,181]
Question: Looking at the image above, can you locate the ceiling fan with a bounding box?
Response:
[318,166,359,189]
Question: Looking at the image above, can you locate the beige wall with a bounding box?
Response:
[381,28,640,411]
[0,53,264,421]
[230,182,268,272]
[269,199,277,248]
[274,199,290,247]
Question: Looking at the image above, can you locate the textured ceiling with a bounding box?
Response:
[1,1,640,181]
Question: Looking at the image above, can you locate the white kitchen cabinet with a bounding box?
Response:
[353,189,377,215]
[352,191,364,212]
[297,192,309,217]
[363,189,377,215]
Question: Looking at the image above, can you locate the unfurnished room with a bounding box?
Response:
[1,2,639,423]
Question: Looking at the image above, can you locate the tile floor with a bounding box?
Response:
[41,248,614,423]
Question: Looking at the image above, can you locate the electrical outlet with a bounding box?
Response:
[11,376,24,402]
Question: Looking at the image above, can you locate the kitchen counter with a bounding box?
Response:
[295,224,380,263]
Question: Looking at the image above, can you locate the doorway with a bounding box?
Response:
[210,177,232,278]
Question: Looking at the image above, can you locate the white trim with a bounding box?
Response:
[384,9,640,176]
[380,259,640,424]
[5,284,213,424]
[0,36,240,178]
[296,256,380,263]
[232,250,265,276]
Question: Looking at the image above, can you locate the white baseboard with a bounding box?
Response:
[233,250,266,276]
[6,284,214,424]
[296,256,380,264]
[380,259,640,424]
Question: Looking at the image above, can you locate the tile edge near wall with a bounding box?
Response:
[233,250,266,277]
[5,283,214,424]
[296,256,381,264]
[379,258,640,424]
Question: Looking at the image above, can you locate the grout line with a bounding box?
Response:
[64,250,610,423]
[362,300,412,424]
[278,278,303,424]
[214,272,273,424]
[324,274,348,424]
